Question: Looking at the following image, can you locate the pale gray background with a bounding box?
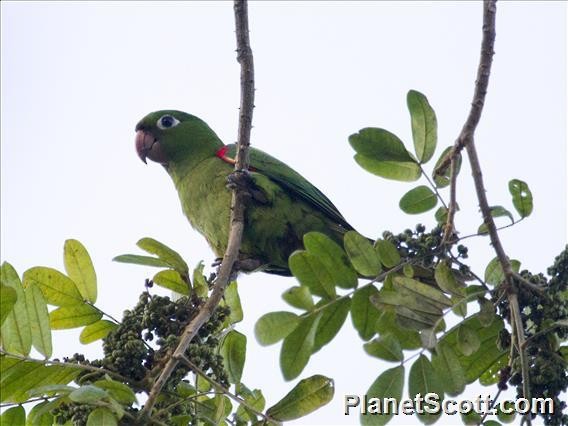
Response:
[1,2,566,425]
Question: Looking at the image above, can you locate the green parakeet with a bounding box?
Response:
[135,110,354,276]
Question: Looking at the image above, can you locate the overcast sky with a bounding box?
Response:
[1,2,566,425]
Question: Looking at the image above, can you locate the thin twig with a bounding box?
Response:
[138,1,255,420]
[178,355,274,424]
[419,164,448,210]
[442,155,459,243]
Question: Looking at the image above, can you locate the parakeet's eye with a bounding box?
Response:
[157,115,180,130]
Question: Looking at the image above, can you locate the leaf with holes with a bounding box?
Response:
[508,179,533,218]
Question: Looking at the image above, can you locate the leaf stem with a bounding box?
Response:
[178,355,274,424]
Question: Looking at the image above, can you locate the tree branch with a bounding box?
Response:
[442,0,496,240]
[450,1,532,422]
[138,1,255,420]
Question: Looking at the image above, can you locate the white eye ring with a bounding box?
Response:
[157,115,180,130]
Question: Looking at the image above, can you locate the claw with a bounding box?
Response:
[226,171,268,204]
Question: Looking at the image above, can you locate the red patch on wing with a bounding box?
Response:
[215,145,257,171]
[215,146,229,159]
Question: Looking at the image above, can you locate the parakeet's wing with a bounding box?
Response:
[225,144,354,231]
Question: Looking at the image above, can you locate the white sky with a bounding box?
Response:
[1,1,566,425]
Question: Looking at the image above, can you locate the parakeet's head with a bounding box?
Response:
[135,110,223,167]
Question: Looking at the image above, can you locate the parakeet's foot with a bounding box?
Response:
[234,258,264,273]
[211,256,264,280]
[226,170,268,204]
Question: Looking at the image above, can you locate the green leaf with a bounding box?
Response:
[267,374,334,421]
[64,239,97,303]
[409,355,443,424]
[374,239,401,268]
[152,269,190,295]
[289,251,335,299]
[484,257,521,286]
[0,284,17,326]
[376,310,421,350]
[1,356,80,403]
[175,381,196,398]
[399,186,437,214]
[508,179,533,218]
[235,386,265,422]
[112,254,170,268]
[496,401,517,423]
[69,385,108,403]
[479,352,508,386]
[393,276,453,311]
[351,285,380,341]
[93,379,137,405]
[354,154,421,182]
[87,407,117,426]
[197,395,232,425]
[432,146,462,188]
[403,264,414,277]
[255,311,299,346]
[478,298,495,327]
[344,231,381,277]
[483,421,503,426]
[395,306,442,331]
[441,315,505,383]
[431,341,466,396]
[25,284,52,358]
[26,400,56,425]
[349,127,414,162]
[360,366,404,426]
[435,206,448,223]
[220,330,246,384]
[1,262,32,356]
[192,262,209,298]
[451,295,467,318]
[456,323,481,356]
[303,232,357,289]
[313,297,351,353]
[224,281,243,324]
[407,90,437,163]
[282,286,314,311]
[80,320,117,344]
[420,328,437,349]
[27,384,76,398]
[49,303,102,329]
[434,262,465,297]
[364,334,403,362]
[23,267,83,306]
[1,406,25,425]
[137,237,189,275]
[280,314,321,380]
[461,410,482,425]
[478,206,515,234]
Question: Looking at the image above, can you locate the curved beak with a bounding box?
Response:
[135,130,167,165]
